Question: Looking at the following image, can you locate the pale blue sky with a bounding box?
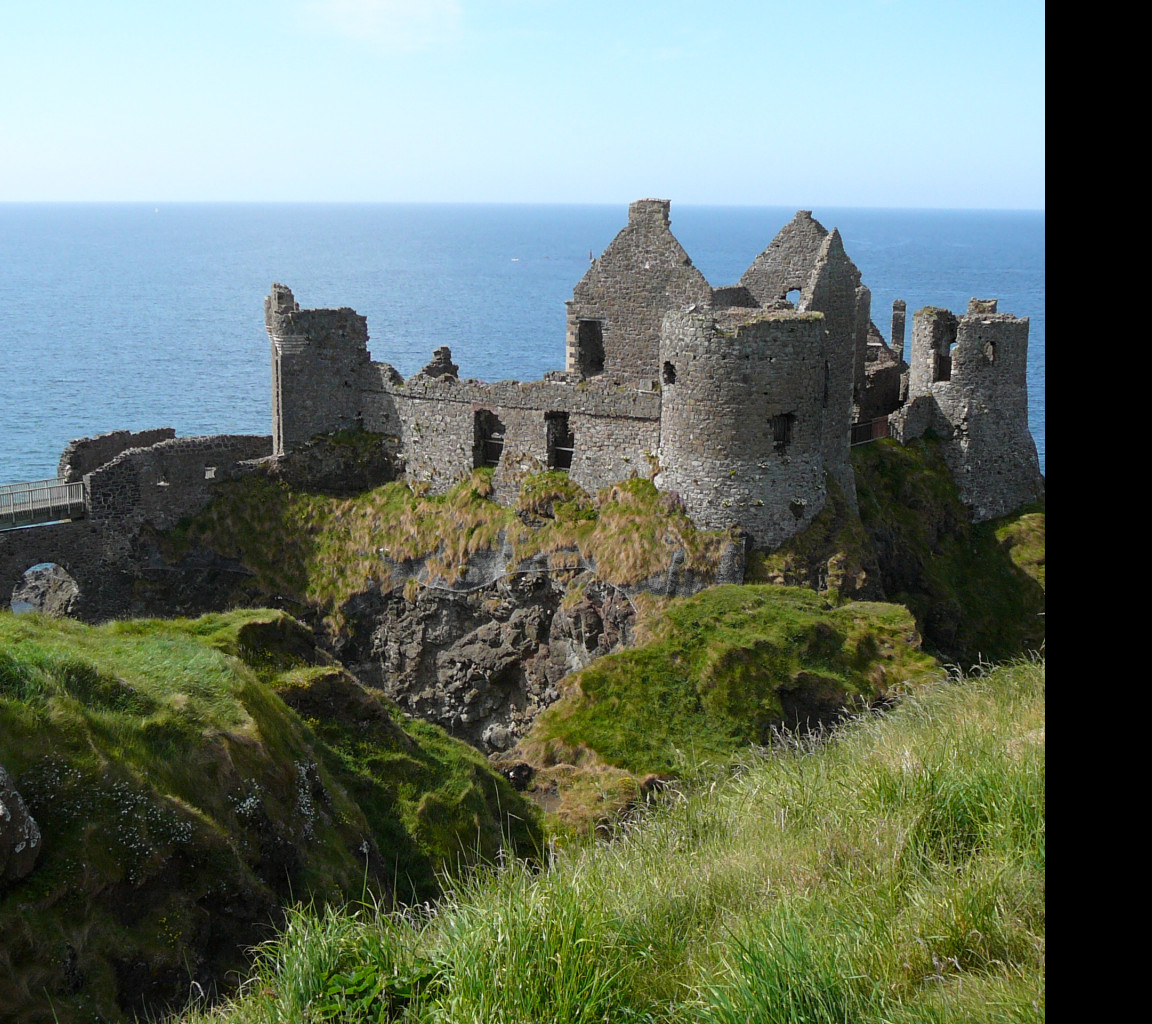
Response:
[0,1,1044,207]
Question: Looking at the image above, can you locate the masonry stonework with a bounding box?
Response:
[656,310,829,550]
[890,303,1043,521]
[261,199,1041,542]
[4,200,1043,615]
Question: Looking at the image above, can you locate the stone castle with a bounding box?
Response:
[267,198,1043,549]
[1,199,1044,613]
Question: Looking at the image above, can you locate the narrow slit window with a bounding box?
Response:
[546,412,574,471]
[771,413,796,451]
[473,410,506,469]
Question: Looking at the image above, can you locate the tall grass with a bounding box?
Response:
[179,656,1044,1024]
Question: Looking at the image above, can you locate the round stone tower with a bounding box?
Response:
[655,309,830,551]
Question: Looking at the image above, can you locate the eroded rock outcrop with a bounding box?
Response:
[334,571,636,753]
[0,764,41,887]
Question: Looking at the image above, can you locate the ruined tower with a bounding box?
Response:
[265,283,371,455]
[890,299,1043,521]
[655,309,831,551]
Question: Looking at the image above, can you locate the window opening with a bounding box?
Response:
[546,412,575,471]
[576,320,605,377]
[771,412,796,452]
[473,410,506,469]
[983,340,996,364]
[822,361,830,407]
[932,323,958,383]
[786,288,801,308]
[662,361,677,385]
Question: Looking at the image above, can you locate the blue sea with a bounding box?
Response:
[0,204,1044,483]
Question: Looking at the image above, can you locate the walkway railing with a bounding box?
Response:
[0,478,87,530]
[850,415,890,446]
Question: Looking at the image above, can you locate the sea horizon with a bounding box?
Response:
[0,203,1045,482]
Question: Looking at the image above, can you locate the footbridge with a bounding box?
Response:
[0,479,88,531]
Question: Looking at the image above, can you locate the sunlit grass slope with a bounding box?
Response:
[852,438,1045,663]
[520,583,940,776]
[167,469,735,628]
[0,610,541,1024]
[180,656,1044,1024]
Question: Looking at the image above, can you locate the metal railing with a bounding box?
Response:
[850,415,890,446]
[0,478,87,530]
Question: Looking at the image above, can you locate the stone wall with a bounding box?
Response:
[0,519,116,621]
[266,283,371,455]
[565,199,712,385]
[3,433,271,617]
[86,434,273,530]
[891,304,1043,521]
[739,210,829,305]
[58,428,176,482]
[656,309,829,551]
[798,230,860,509]
[373,374,661,499]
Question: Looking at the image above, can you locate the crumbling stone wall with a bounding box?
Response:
[656,309,829,551]
[857,321,904,423]
[798,230,861,509]
[266,283,371,455]
[87,435,272,529]
[565,199,711,385]
[739,210,829,305]
[376,373,660,500]
[891,302,1043,521]
[58,428,176,482]
[3,433,272,617]
[263,201,1042,556]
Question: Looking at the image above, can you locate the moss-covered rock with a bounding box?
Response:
[852,438,1045,663]
[512,584,938,779]
[0,609,541,1024]
[745,475,882,601]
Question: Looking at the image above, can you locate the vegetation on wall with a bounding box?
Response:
[166,467,735,629]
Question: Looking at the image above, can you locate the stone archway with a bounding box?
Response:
[11,562,80,617]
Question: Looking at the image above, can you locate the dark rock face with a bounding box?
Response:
[334,572,635,753]
[10,563,80,617]
[262,432,397,495]
[0,764,41,887]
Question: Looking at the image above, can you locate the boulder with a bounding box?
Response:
[0,764,42,886]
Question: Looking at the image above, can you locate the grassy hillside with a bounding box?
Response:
[0,610,541,1024]
[162,468,736,628]
[178,656,1044,1024]
[518,584,939,777]
[852,438,1045,663]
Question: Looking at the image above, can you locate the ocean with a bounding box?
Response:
[0,204,1044,483]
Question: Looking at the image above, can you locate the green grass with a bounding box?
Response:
[177,656,1045,1024]
[518,583,940,776]
[853,438,1045,663]
[164,471,735,631]
[0,609,541,1024]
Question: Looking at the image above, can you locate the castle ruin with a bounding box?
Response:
[2,200,1044,614]
[266,198,1043,548]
